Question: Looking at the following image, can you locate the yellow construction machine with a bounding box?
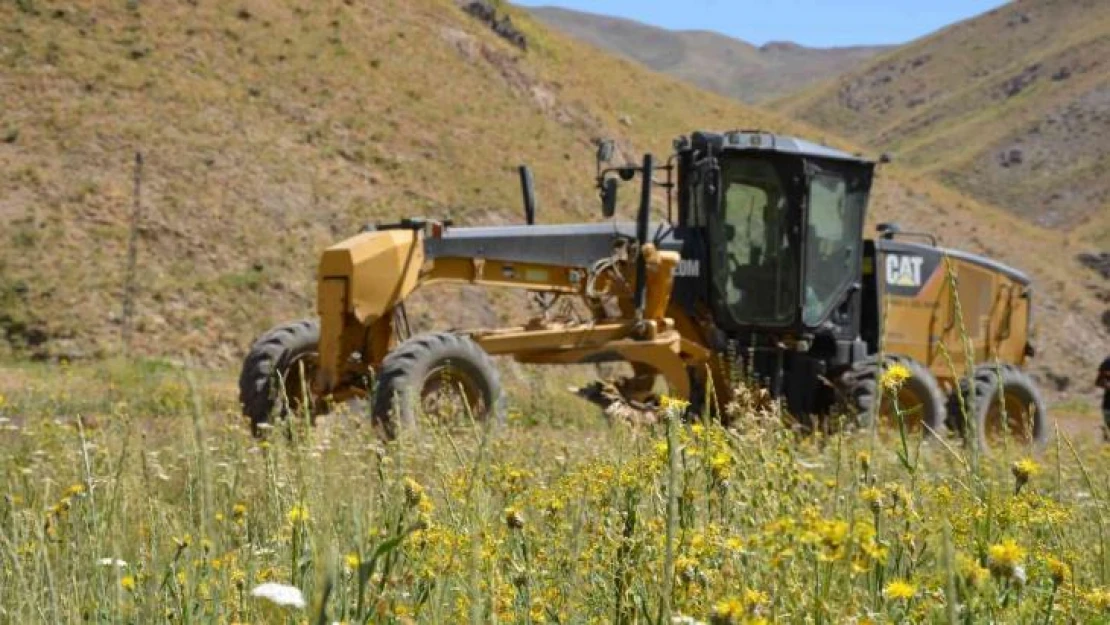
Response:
[239,131,1045,448]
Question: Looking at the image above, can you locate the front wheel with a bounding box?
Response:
[371,332,504,438]
[238,319,325,434]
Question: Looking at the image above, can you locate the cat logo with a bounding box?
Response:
[674,259,700,278]
[885,255,925,288]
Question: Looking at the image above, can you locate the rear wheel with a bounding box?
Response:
[372,332,504,438]
[239,319,326,434]
[947,364,1046,451]
[838,355,946,438]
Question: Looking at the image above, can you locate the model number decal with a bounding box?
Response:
[675,259,700,278]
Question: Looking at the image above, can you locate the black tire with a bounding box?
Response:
[838,354,947,437]
[238,319,322,434]
[371,332,504,438]
[947,364,1047,451]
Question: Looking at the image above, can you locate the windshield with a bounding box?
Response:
[803,173,862,325]
[713,156,797,326]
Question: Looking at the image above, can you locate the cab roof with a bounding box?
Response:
[682,130,873,165]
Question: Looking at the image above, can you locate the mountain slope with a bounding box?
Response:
[0,0,1104,391]
[779,0,1110,235]
[527,6,890,103]
[0,0,824,365]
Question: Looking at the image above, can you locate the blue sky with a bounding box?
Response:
[513,0,1009,47]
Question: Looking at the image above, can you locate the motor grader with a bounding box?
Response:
[239,130,1046,448]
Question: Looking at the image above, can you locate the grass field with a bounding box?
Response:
[2,359,1110,623]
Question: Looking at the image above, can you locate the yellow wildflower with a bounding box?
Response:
[1012,458,1040,480]
[1046,556,1069,586]
[710,597,744,624]
[857,450,870,473]
[504,507,524,530]
[543,498,565,517]
[690,533,707,553]
[675,555,699,583]
[861,539,889,562]
[880,363,912,392]
[988,538,1026,579]
[660,395,690,412]
[743,588,770,611]
[957,553,989,588]
[861,487,884,512]
[65,484,85,497]
[232,503,247,519]
[52,497,72,516]
[817,520,849,561]
[529,600,545,622]
[404,478,425,508]
[344,553,360,571]
[121,575,136,591]
[1012,458,1040,492]
[710,451,733,481]
[884,483,912,510]
[287,505,309,524]
[1083,588,1110,610]
[883,579,916,601]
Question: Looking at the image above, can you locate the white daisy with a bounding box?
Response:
[250,582,306,609]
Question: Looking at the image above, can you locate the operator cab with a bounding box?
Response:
[678,130,873,332]
[675,131,877,417]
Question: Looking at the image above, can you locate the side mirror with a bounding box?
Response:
[617,167,637,182]
[601,177,618,218]
[876,222,901,239]
[596,139,615,165]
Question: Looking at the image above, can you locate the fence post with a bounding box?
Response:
[121,151,143,356]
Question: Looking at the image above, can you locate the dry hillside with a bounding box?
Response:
[780,0,1110,238]
[0,0,823,365]
[0,0,1105,395]
[527,6,890,104]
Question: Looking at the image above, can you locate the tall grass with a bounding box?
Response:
[0,360,1108,623]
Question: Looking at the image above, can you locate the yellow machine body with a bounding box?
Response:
[870,240,1033,388]
[240,131,1041,439]
[312,222,707,404]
